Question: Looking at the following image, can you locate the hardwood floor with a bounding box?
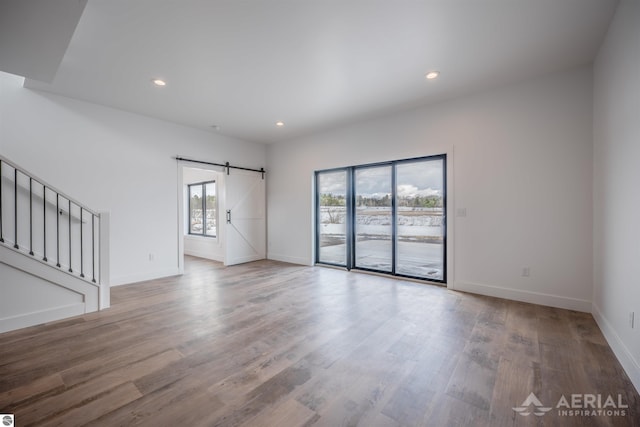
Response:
[1,256,638,426]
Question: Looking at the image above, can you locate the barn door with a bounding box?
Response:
[224,169,266,266]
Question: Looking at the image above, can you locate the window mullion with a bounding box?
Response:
[201,183,206,236]
[391,164,397,275]
[188,185,192,235]
[345,167,356,270]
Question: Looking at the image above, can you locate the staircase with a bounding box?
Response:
[0,155,109,333]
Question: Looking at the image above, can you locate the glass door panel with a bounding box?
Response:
[395,159,445,280]
[317,170,348,265]
[354,166,392,272]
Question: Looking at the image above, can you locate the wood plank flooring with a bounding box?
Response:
[1,256,638,426]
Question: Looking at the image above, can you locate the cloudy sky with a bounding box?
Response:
[317,159,443,198]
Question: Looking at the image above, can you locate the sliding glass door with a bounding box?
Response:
[315,155,446,283]
[354,166,393,272]
[396,158,445,281]
[316,169,348,266]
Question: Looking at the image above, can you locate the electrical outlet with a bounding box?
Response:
[522,267,530,277]
[456,208,467,217]
[630,312,635,329]
[148,253,154,261]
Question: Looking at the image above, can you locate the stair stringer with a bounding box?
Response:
[0,243,99,333]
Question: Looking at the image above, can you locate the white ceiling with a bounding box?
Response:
[12,0,619,144]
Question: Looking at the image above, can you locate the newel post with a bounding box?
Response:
[98,211,111,310]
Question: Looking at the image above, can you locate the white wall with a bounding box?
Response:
[0,71,266,285]
[593,0,640,391]
[267,66,594,312]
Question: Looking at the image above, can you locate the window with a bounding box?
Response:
[188,181,217,237]
[315,155,446,283]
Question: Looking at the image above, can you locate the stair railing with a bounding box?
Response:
[0,155,101,286]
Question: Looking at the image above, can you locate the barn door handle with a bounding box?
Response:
[226,210,231,224]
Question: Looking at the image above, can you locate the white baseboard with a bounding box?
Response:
[592,303,640,394]
[110,268,181,287]
[454,280,592,312]
[0,302,85,334]
[267,253,312,266]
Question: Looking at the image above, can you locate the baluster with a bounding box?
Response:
[80,208,84,278]
[13,168,18,249]
[56,194,61,267]
[0,160,3,243]
[43,185,48,261]
[92,214,96,283]
[0,160,99,281]
[68,199,72,273]
[29,178,34,255]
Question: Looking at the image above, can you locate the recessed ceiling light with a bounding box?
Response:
[425,71,440,80]
[152,78,167,87]
[275,121,285,127]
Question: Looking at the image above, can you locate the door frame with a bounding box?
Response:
[177,161,226,273]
